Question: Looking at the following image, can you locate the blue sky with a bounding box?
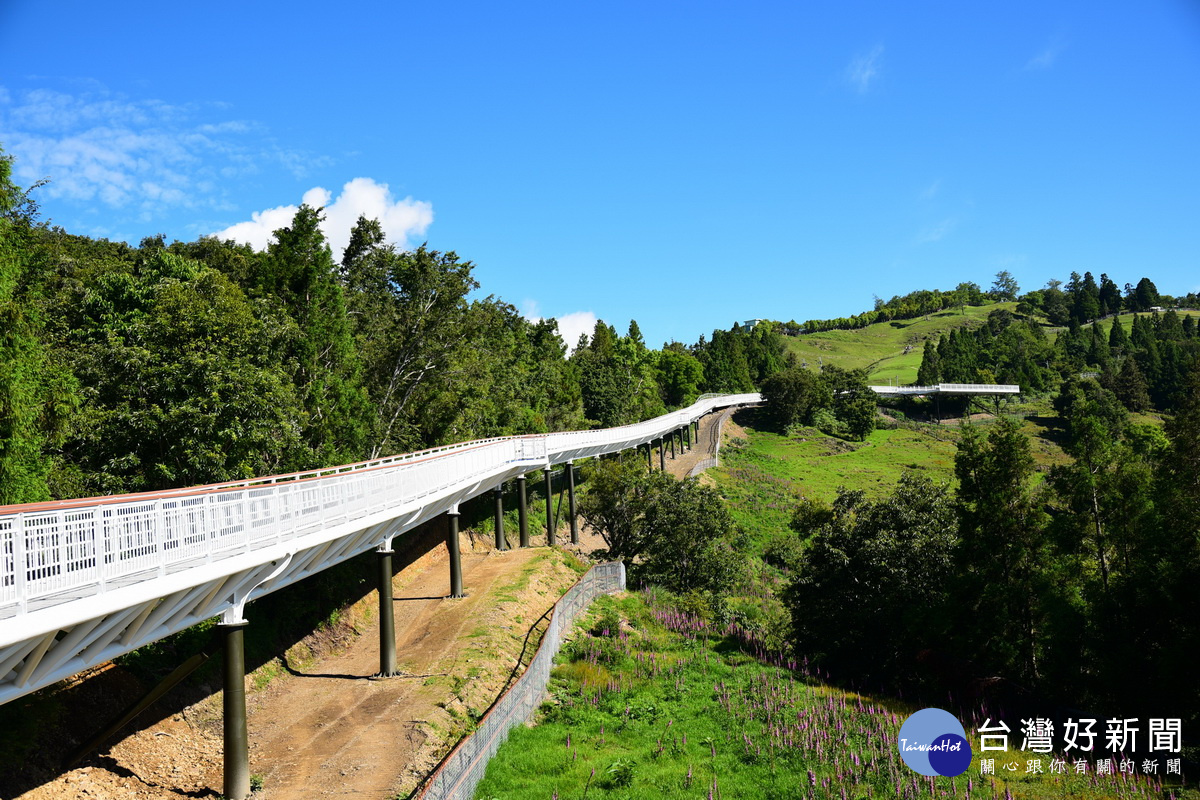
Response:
[3,1,1198,349]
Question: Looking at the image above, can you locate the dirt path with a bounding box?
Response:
[244,545,555,800]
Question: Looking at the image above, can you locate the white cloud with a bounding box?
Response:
[846,45,884,93]
[0,85,324,219]
[555,311,599,353]
[520,299,542,320]
[919,179,941,200]
[916,218,956,244]
[519,303,596,355]
[209,178,433,258]
[1026,40,1066,71]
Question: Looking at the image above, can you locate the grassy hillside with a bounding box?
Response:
[782,302,1018,384]
[708,404,1069,548]
[711,417,959,545]
[475,591,1189,800]
[1049,309,1200,341]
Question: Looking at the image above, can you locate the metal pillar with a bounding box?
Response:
[447,510,463,598]
[517,474,529,547]
[377,548,396,676]
[670,430,676,459]
[685,422,691,450]
[221,621,250,800]
[567,461,578,544]
[493,485,506,550]
[544,466,555,546]
[658,438,666,471]
[645,443,652,469]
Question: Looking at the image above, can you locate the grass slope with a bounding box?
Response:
[782,303,1018,384]
[475,592,1187,800]
[711,418,960,545]
[710,404,1071,547]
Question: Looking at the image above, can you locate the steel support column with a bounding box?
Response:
[645,443,652,469]
[493,486,506,550]
[544,466,555,546]
[670,430,676,459]
[658,438,666,471]
[221,621,250,800]
[377,548,396,676]
[517,474,529,547]
[684,422,691,450]
[566,461,578,544]
[447,510,463,598]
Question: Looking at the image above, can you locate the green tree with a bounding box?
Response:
[991,270,1020,301]
[953,416,1049,682]
[259,205,369,465]
[1108,315,1130,352]
[638,477,743,595]
[59,252,301,493]
[1075,271,1101,323]
[820,365,876,441]
[759,367,828,430]
[1133,277,1159,312]
[1098,273,1122,317]
[785,472,957,681]
[346,238,479,455]
[578,455,662,561]
[1112,357,1151,412]
[656,343,704,407]
[1050,379,1129,593]
[0,151,74,502]
[916,338,941,385]
[574,320,627,427]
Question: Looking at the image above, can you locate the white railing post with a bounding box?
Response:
[14,512,27,614]
[155,498,167,578]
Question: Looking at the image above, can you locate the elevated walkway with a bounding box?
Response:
[868,382,1020,396]
[0,393,759,706]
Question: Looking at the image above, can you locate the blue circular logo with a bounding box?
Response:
[898,708,973,777]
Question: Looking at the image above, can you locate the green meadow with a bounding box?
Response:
[474,592,1190,800]
[709,413,960,546]
[782,302,1018,384]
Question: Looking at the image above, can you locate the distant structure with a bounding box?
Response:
[740,319,763,331]
[868,383,1020,396]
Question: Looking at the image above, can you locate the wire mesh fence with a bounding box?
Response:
[415,560,626,800]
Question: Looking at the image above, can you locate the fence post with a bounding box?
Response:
[14,513,27,613]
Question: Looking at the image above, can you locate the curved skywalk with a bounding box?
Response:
[0,393,760,705]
